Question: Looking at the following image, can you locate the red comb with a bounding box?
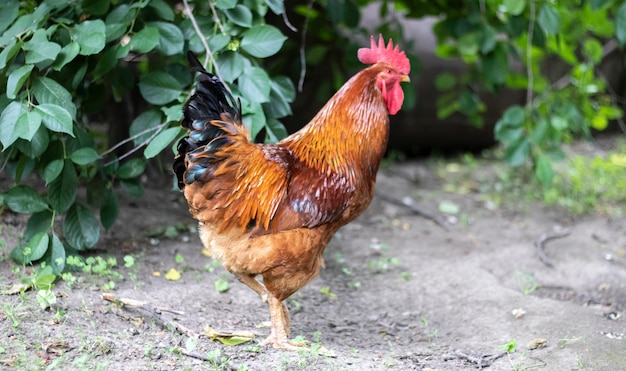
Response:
[357,34,410,75]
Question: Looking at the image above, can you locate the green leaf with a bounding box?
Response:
[23,29,62,64]
[434,72,456,91]
[457,33,479,57]
[24,210,54,241]
[52,42,81,71]
[144,127,181,159]
[503,105,525,126]
[238,67,271,103]
[0,9,44,47]
[35,103,74,136]
[6,64,34,99]
[242,106,266,140]
[264,76,295,119]
[162,104,183,123]
[0,39,20,70]
[148,0,174,21]
[504,136,530,167]
[117,158,146,179]
[130,109,162,145]
[215,0,237,9]
[70,147,100,165]
[265,0,284,14]
[47,234,66,275]
[616,4,626,46]
[224,5,253,27]
[93,44,122,80]
[0,101,26,147]
[535,155,554,186]
[63,203,100,250]
[48,160,78,213]
[240,25,287,58]
[265,118,288,143]
[105,4,134,42]
[149,21,184,56]
[215,279,229,293]
[550,115,568,131]
[130,25,159,53]
[538,4,561,35]
[32,77,77,120]
[480,25,498,54]
[22,125,49,158]
[582,38,603,64]
[4,185,48,213]
[591,115,608,130]
[530,118,549,144]
[139,71,181,105]
[12,232,49,264]
[81,0,110,15]
[217,51,247,83]
[482,45,509,85]
[100,190,119,230]
[42,159,64,185]
[74,19,106,55]
[15,110,42,142]
[438,200,460,215]
[0,0,18,34]
[502,0,525,15]
[120,179,145,197]
[589,0,612,10]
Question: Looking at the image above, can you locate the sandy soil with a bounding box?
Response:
[1,159,625,370]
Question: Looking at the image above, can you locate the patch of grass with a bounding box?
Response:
[367,240,400,274]
[204,349,236,370]
[420,316,439,342]
[544,152,626,215]
[438,142,626,216]
[515,270,540,295]
[1,301,25,328]
[319,286,336,298]
[501,338,517,353]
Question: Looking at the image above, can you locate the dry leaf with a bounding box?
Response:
[528,338,548,350]
[204,326,255,346]
[201,248,212,257]
[316,345,337,357]
[165,268,181,281]
[1,283,31,295]
[43,341,71,355]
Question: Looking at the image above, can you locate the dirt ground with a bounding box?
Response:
[1,155,625,370]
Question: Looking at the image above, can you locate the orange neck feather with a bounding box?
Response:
[282,66,390,177]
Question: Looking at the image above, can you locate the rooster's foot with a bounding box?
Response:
[260,335,309,350]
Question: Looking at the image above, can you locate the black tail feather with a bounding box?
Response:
[173,52,242,189]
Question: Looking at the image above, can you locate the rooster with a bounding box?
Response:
[173,35,410,350]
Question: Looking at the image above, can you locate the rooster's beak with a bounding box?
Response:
[401,75,411,83]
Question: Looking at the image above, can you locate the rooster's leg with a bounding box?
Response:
[260,296,307,350]
[236,274,269,302]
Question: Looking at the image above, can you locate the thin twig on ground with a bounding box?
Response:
[102,293,196,338]
[375,191,450,231]
[451,349,507,368]
[535,225,572,267]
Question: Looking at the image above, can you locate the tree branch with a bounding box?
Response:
[298,0,315,92]
[182,0,225,84]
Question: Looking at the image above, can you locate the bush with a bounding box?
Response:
[0,0,294,273]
